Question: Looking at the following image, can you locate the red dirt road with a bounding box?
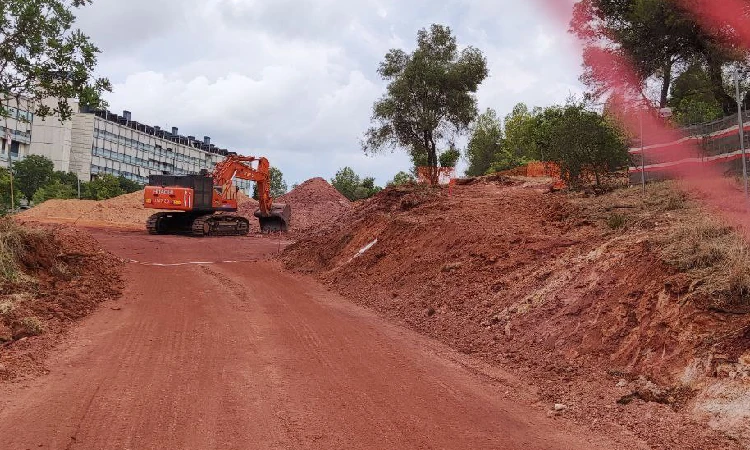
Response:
[0,230,624,449]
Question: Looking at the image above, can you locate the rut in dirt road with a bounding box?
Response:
[0,232,624,449]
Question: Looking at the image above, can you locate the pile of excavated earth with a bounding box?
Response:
[239,177,351,233]
[18,191,154,228]
[283,176,750,449]
[0,220,122,380]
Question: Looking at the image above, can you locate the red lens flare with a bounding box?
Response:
[535,0,750,235]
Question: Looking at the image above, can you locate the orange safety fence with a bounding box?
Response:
[497,162,566,189]
[416,167,457,186]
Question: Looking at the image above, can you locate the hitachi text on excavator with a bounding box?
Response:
[143,155,291,236]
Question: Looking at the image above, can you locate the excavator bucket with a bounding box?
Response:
[254,203,291,233]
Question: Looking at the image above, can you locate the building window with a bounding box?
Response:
[10,141,19,158]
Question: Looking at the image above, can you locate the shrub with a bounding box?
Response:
[0,218,51,281]
[0,299,15,316]
[607,213,627,230]
[0,219,27,280]
[32,180,76,204]
[20,316,44,336]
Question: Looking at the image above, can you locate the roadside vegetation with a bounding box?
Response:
[2,155,144,212]
[330,167,382,201]
[0,217,122,379]
[0,219,57,343]
[575,181,750,310]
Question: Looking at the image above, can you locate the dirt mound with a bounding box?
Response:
[238,178,351,233]
[19,191,150,228]
[282,180,750,448]
[278,177,349,204]
[0,219,123,381]
[279,178,351,232]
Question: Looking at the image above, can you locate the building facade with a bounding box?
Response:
[2,100,252,194]
[0,97,35,167]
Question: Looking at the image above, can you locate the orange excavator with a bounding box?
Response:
[143,155,291,236]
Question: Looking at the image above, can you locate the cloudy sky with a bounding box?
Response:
[75,0,583,186]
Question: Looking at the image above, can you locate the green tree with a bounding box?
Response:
[503,103,541,161]
[388,171,415,186]
[668,63,723,125]
[571,0,746,112]
[51,171,79,187]
[0,0,111,121]
[269,167,288,198]
[253,166,287,199]
[439,146,461,168]
[331,167,360,200]
[466,108,503,176]
[357,177,382,199]
[84,174,124,200]
[0,168,19,210]
[13,155,54,202]
[363,24,488,179]
[117,175,143,194]
[331,167,382,201]
[32,180,76,204]
[535,101,629,188]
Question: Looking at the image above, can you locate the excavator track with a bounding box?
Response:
[147,212,250,237]
[146,212,173,235]
[190,214,250,237]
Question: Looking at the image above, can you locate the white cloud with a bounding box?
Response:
[74,0,585,186]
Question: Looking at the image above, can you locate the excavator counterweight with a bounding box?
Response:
[143,156,291,236]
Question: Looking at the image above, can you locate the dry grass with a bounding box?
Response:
[662,215,750,307]
[606,213,627,230]
[576,181,750,308]
[0,218,50,281]
[0,299,14,316]
[19,316,44,336]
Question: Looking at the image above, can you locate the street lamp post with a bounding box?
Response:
[735,67,749,201]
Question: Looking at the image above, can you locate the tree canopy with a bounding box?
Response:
[465,108,503,176]
[438,146,461,168]
[363,24,488,179]
[32,179,75,204]
[0,0,111,121]
[331,167,381,201]
[253,166,287,199]
[387,171,416,187]
[571,0,748,113]
[534,101,629,187]
[85,174,124,200]
[13,154,54,202]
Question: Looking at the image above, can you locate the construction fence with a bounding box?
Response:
[629,112,750,184]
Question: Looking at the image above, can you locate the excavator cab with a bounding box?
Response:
[255,203,291,232]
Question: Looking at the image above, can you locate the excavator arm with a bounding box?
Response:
[212,156,291,232]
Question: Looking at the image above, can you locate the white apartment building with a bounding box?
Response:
[1,99,252,194]
[0,98,35,166]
